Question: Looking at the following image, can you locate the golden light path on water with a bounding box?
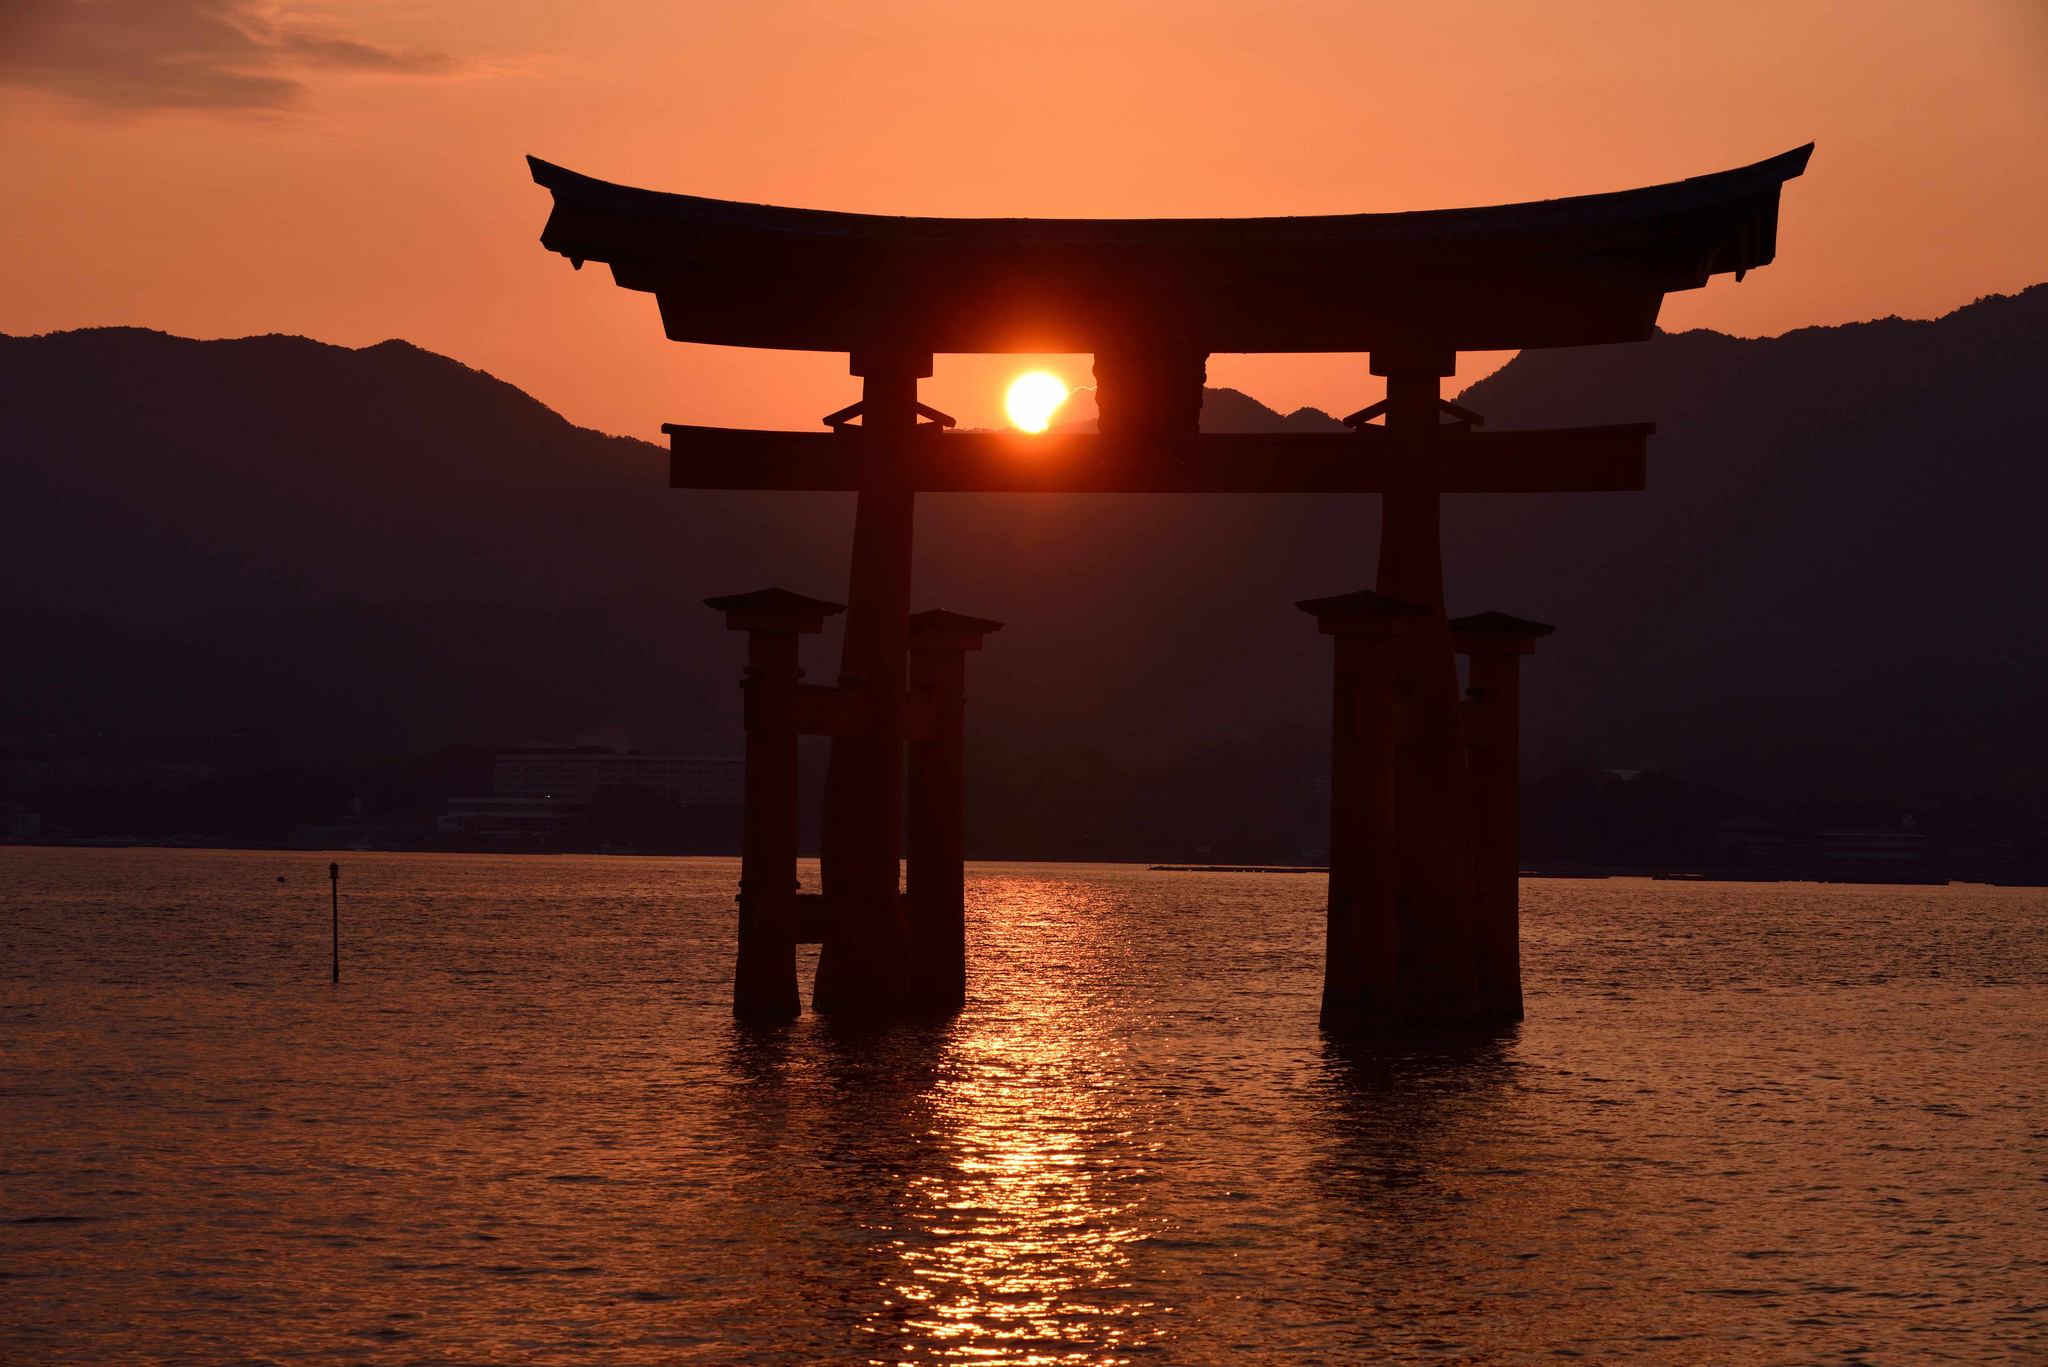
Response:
[3,848,2046,1363]
[893,877,1155,1360]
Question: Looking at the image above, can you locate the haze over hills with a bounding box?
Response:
[4,287,2045,806]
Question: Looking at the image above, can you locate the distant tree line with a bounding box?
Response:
[11,725,2048,871]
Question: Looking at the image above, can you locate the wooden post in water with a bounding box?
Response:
[1299,590,1428,1030]
[815,349,929,1015]
[329,861,339,984]
[708,587,846,1020]
[1452,611,1554,1023]
[1371,344,1484,1023]
[905,608,1003,1011]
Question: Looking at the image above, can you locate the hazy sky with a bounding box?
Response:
[4,0,2043,436]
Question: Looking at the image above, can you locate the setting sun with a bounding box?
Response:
[1005,373,1069,433]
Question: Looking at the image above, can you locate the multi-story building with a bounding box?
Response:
[1818,828,1930,862]
[493,748,744,805]
[440,732,743,842]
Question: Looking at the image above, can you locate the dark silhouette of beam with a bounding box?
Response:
[660,425,1653,494]
[530,145,1811,354]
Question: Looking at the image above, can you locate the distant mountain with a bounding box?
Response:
[1050,384,1348,433]
[1448,286,2048,795]
[0,328,848,758]
[5,291,2046,802]
[1200,388,1351,433]
[0,328,847,618]
[0,600,737,761]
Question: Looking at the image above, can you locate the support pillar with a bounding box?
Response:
[815,349,930,1014]
[707,587,845,1021]
[1092,346,1209,438]
[1371,345,1483,1023]
[1453,611,1554,1023]
[1298,590,1429,1031]
[905,609,1004,1011]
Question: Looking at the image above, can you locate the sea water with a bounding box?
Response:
[2,848,2043,1363]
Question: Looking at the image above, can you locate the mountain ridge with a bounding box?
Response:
[5,286,2045,798]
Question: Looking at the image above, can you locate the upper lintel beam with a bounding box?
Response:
[532,146,1811,354]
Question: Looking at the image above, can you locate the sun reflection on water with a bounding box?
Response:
[879,876,1162,1362]
[9,852,2046,1363]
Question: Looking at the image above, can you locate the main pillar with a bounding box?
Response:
[905,608,1004,1011]
[707,587,845,1020]
[814,349,928,1014]
[1371,345,1483,1022]
[1298,590,1428,1030]
[1453,611,1554,1023]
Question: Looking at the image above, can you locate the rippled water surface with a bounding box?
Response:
[3,848,2045,1363]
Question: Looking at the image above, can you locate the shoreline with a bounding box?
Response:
[6,839,2045,889]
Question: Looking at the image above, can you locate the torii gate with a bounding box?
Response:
[527,143,1811,1027]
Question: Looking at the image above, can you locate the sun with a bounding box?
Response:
[1005,372,1069,433]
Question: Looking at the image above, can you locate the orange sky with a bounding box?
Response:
[3,0,2044,436]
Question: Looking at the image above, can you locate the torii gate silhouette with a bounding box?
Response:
[527,143,1811,1029]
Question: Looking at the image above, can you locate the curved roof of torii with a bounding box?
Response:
[528,143,1811,356]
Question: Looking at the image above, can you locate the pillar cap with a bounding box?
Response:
[1450,609,1555,655]
[909,608,1004,651]
[849,348,933,378]
[1297,589,1431,635]
[1369,343,1455,377]
[705,586,846,633]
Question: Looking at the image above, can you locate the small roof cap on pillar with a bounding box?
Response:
[1297,589,1431,634]
[1450,610,1556,654]
[909,608,1005,650]
[705,585,846,632]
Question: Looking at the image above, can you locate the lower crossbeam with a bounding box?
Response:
[661,424,1653,494]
